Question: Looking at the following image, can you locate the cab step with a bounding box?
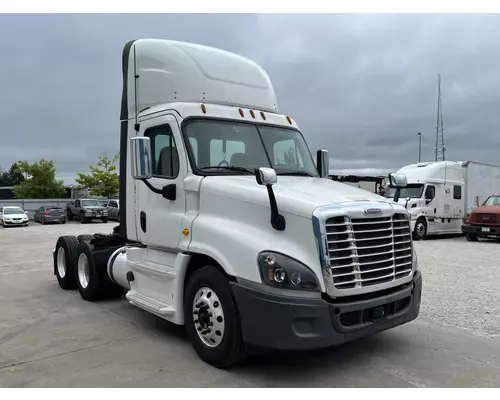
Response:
[126,290,174,316]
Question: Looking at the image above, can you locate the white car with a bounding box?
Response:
[0,206,30,227]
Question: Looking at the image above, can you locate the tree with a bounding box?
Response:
[11,159,65,198]
[76,154,120,198]
[0,162,25,186]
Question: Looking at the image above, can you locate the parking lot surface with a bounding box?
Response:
[1,222,500,387]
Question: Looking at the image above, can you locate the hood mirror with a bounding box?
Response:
[255,167,285,231]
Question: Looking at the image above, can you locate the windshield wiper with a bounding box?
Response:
[200,166,255,175]
[277,171,315,177]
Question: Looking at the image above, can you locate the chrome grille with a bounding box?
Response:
[326,213,413,290]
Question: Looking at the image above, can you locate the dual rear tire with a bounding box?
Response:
[54,235,123,300]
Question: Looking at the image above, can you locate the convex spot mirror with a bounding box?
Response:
[255,167,277,186]
[388,172,408,188]
[130,136,153,180]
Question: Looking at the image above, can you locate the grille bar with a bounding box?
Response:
[326,213,413,290]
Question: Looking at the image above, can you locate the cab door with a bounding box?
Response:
[136,113,187,251]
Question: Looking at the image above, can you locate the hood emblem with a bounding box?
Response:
[364,208,382,215]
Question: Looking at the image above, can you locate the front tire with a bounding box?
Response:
[465,232,479,242]
[102,217,108,223]
[413,218,427,240]
[184,266,246,368]
[54,235,79,290]
[80,213,87,224]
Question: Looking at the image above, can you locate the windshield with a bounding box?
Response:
[3,207,24,215]
[483,196,500,206]
[81,200,102,207]
[384,184,424,199]
[183,120,319,177]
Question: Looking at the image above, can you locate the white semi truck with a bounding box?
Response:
[52,39,422,368]
[385,160,500,240]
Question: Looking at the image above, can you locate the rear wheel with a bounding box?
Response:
[54,235,79,290]
[465,232,479,242]
[77,234,95,243]
[184,266,246,368]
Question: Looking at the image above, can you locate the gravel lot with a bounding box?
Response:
[1,221,500,387]
[415,235,500,337]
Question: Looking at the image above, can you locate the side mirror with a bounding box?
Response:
[255,167,277,186]
[425,199,432,205]
[388,172,407,188]
[316,149,330,178]
[130,136,153,180]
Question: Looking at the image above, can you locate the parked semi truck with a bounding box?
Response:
[52,39,422,368]
[385,160,500,240]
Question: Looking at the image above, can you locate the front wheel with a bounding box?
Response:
[184,266,246,368]
[413,218,427,241]
[102,218,108,223]
[80,213,87,224]
[465,232,479,242]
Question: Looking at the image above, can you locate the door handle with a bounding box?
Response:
[140,211,147,233]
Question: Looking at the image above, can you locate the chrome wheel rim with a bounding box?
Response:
[77,253,90,289]
[417,223,425,236]
[56,247,66,278]
[192,287,225,348]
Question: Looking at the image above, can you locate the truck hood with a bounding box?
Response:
[201,175,397,218]
[471,205,500,215]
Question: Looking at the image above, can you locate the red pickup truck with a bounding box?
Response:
[462,195,500,241]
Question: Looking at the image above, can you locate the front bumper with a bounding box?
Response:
[231,270,422,351]
[3,219,29,226]
[462,224,500,236]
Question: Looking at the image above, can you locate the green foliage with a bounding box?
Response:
[76,154,120,198]
[11,159,65,198]
[0,162,25,186]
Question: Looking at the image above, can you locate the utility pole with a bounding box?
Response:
[434,74,445,161]
[417,132,422,162]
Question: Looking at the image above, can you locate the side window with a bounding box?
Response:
[75,200,80,207]
[210,139,246,166]
[453,185,462,200]
[145,125,180,179]
[425,185,435,201]
[273,139,304,168]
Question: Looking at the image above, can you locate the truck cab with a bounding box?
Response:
[52,39,422,368]
[385,161,465,240]
[462,194,500,241]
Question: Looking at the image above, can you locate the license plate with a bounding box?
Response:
[482,227,490,232]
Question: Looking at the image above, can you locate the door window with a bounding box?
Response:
[425,185,435,201]
[145,125,180,179]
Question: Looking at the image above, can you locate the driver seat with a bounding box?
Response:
[230,152,247,166]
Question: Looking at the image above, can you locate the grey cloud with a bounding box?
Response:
[0,13,499,182]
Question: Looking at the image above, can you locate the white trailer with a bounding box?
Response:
[52,39,422,368]
[386,160,500,240]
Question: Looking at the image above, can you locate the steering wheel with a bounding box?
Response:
[218,160,229,167]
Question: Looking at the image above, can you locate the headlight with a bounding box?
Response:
[257,251,320,292]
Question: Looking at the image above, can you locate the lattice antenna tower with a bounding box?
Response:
[434,73,445,161]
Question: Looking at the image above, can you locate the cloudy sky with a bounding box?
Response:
[0,13,499,182]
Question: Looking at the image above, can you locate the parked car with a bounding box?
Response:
[105,199,120,221]
[67,198,108,223]
[33,206,67,225]
[0,206,29,227]
[461,194,500,241]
